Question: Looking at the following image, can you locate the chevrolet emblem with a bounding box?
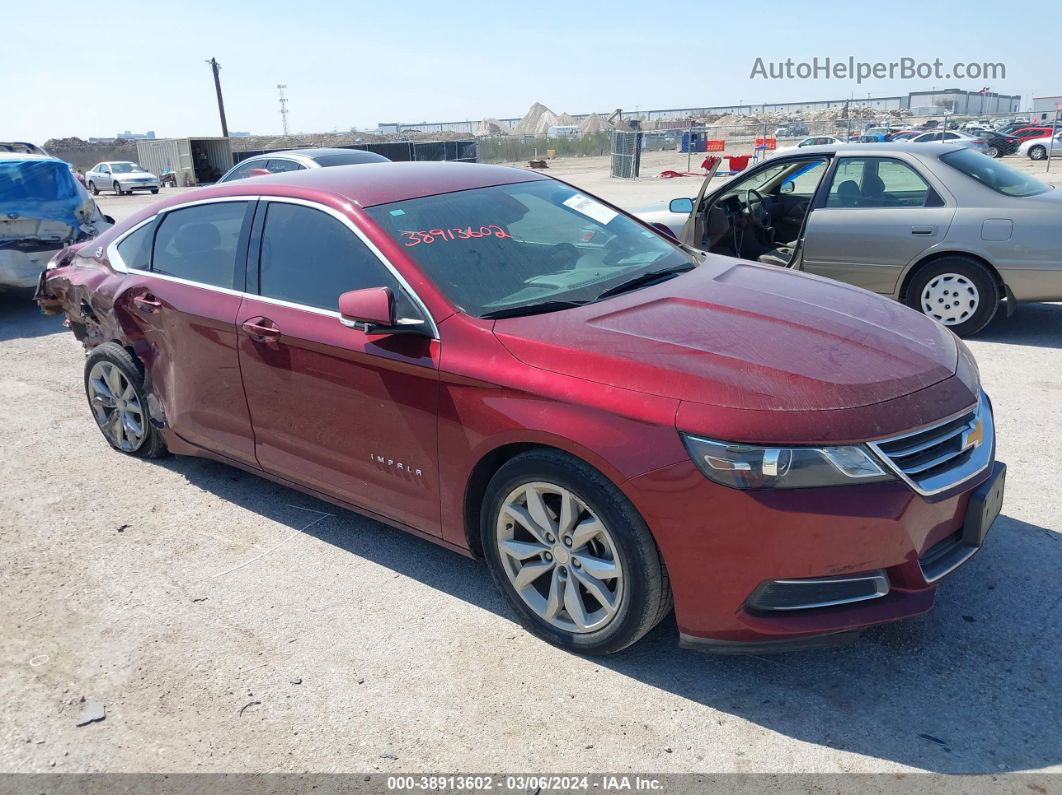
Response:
[963,419,985,450]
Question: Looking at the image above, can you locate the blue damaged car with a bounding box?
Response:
[0,153,111,289]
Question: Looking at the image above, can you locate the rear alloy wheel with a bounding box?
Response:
[84,343,167,458]
[482,450,670,654]
[985,145,1000,158]
[1029,145,1048,161]
[88,180,99,195]
[907,257,999,337]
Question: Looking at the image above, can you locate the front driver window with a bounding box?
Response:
[258,202,412,314]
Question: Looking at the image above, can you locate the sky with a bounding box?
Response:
[6,0,1061,143]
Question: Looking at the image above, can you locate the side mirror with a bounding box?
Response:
[779,180,795,195]
[649,222,678,241]
[339,287,394,333]
[669,197,694,214]
[247,168,272,178]
[339,287,431,337]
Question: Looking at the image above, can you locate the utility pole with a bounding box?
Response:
[277,84,290,136]
[206,58,229,137]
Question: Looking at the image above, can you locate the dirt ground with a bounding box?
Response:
[1,154,1061,777]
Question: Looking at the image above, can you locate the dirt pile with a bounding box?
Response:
[476,118,509,137]
[512,102,560,136]
[578,113,610,135]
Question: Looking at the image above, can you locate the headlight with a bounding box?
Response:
[681,434,894,489]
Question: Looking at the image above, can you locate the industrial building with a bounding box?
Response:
[379,88,1024,135]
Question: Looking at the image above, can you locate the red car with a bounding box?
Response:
[1009,127,1055,141]
[35,162,1005,655]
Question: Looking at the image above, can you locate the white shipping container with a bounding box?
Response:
[135,137,233,186]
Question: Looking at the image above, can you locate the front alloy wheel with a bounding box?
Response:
[1029,145,1047,161]
[496,482,624,633]
[481,450,671,654]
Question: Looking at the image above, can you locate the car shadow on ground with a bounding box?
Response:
[976,301,1062,349]
[161,454,1061,775]
[0,288,64,342]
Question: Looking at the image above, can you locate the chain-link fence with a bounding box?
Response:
[603,109,1062,179]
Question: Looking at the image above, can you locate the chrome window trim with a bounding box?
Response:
[867,391,992,497]
[104,194,439,338]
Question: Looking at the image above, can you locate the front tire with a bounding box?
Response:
[113,181,124,196]
[481,449,670,655]
[906,256,1000,337]
[150,188,159,194]
[1029,144,1047,161]
[985,145,1000,158]
[84,343,168,458]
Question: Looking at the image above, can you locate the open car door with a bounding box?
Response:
[679,158,721,247]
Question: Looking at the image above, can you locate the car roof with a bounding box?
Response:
[240,147,388,162]
[100,160,136,165]
[188,161,548,208]
[0,152,64,163]
[773,141,966,158]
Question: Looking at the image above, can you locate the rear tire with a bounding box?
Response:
[1029,144,1047,161]
[150,188,159,194]
[88,181,98,195]
[906,256,1000,337]
[84,343,168,459]
[481,449,671,655]
[985,145,1000,158]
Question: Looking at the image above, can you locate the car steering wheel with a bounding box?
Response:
[745,189,770,230]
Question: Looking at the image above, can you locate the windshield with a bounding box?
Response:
[364,180,697,317]
[939,148,1052,197]
[110,163,145,173]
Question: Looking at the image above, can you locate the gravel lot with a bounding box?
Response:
[1,163,1060,776]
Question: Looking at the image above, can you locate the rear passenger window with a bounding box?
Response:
[826,158,931,208]
[152,201,248,288]
[116,220,156,271]
[258,202,407,311]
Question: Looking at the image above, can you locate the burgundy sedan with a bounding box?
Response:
[36,162,1005,655]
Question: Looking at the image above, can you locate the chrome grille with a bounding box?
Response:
[868,391,993,496]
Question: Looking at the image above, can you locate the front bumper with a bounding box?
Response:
[118,181,159,191]
[622,457,1002,653]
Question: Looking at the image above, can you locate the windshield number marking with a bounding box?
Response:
[400,226,512,247]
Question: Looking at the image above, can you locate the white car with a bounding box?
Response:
[769,135,845,157]
[908,131,988,154]
[85,161,160,196]
[1019,134,1062,160]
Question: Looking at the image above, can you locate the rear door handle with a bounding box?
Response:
[241,317,281,342]
[132,293,162,313]
[911,226,936,236]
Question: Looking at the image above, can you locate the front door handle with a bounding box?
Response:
[911,226,936,236]
[132,293,162,313]
[241,317,281,343]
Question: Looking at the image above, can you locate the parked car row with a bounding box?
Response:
[33,152,1019,656]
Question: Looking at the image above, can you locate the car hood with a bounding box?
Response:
[492,257,959,417]
[113,171,157,179]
